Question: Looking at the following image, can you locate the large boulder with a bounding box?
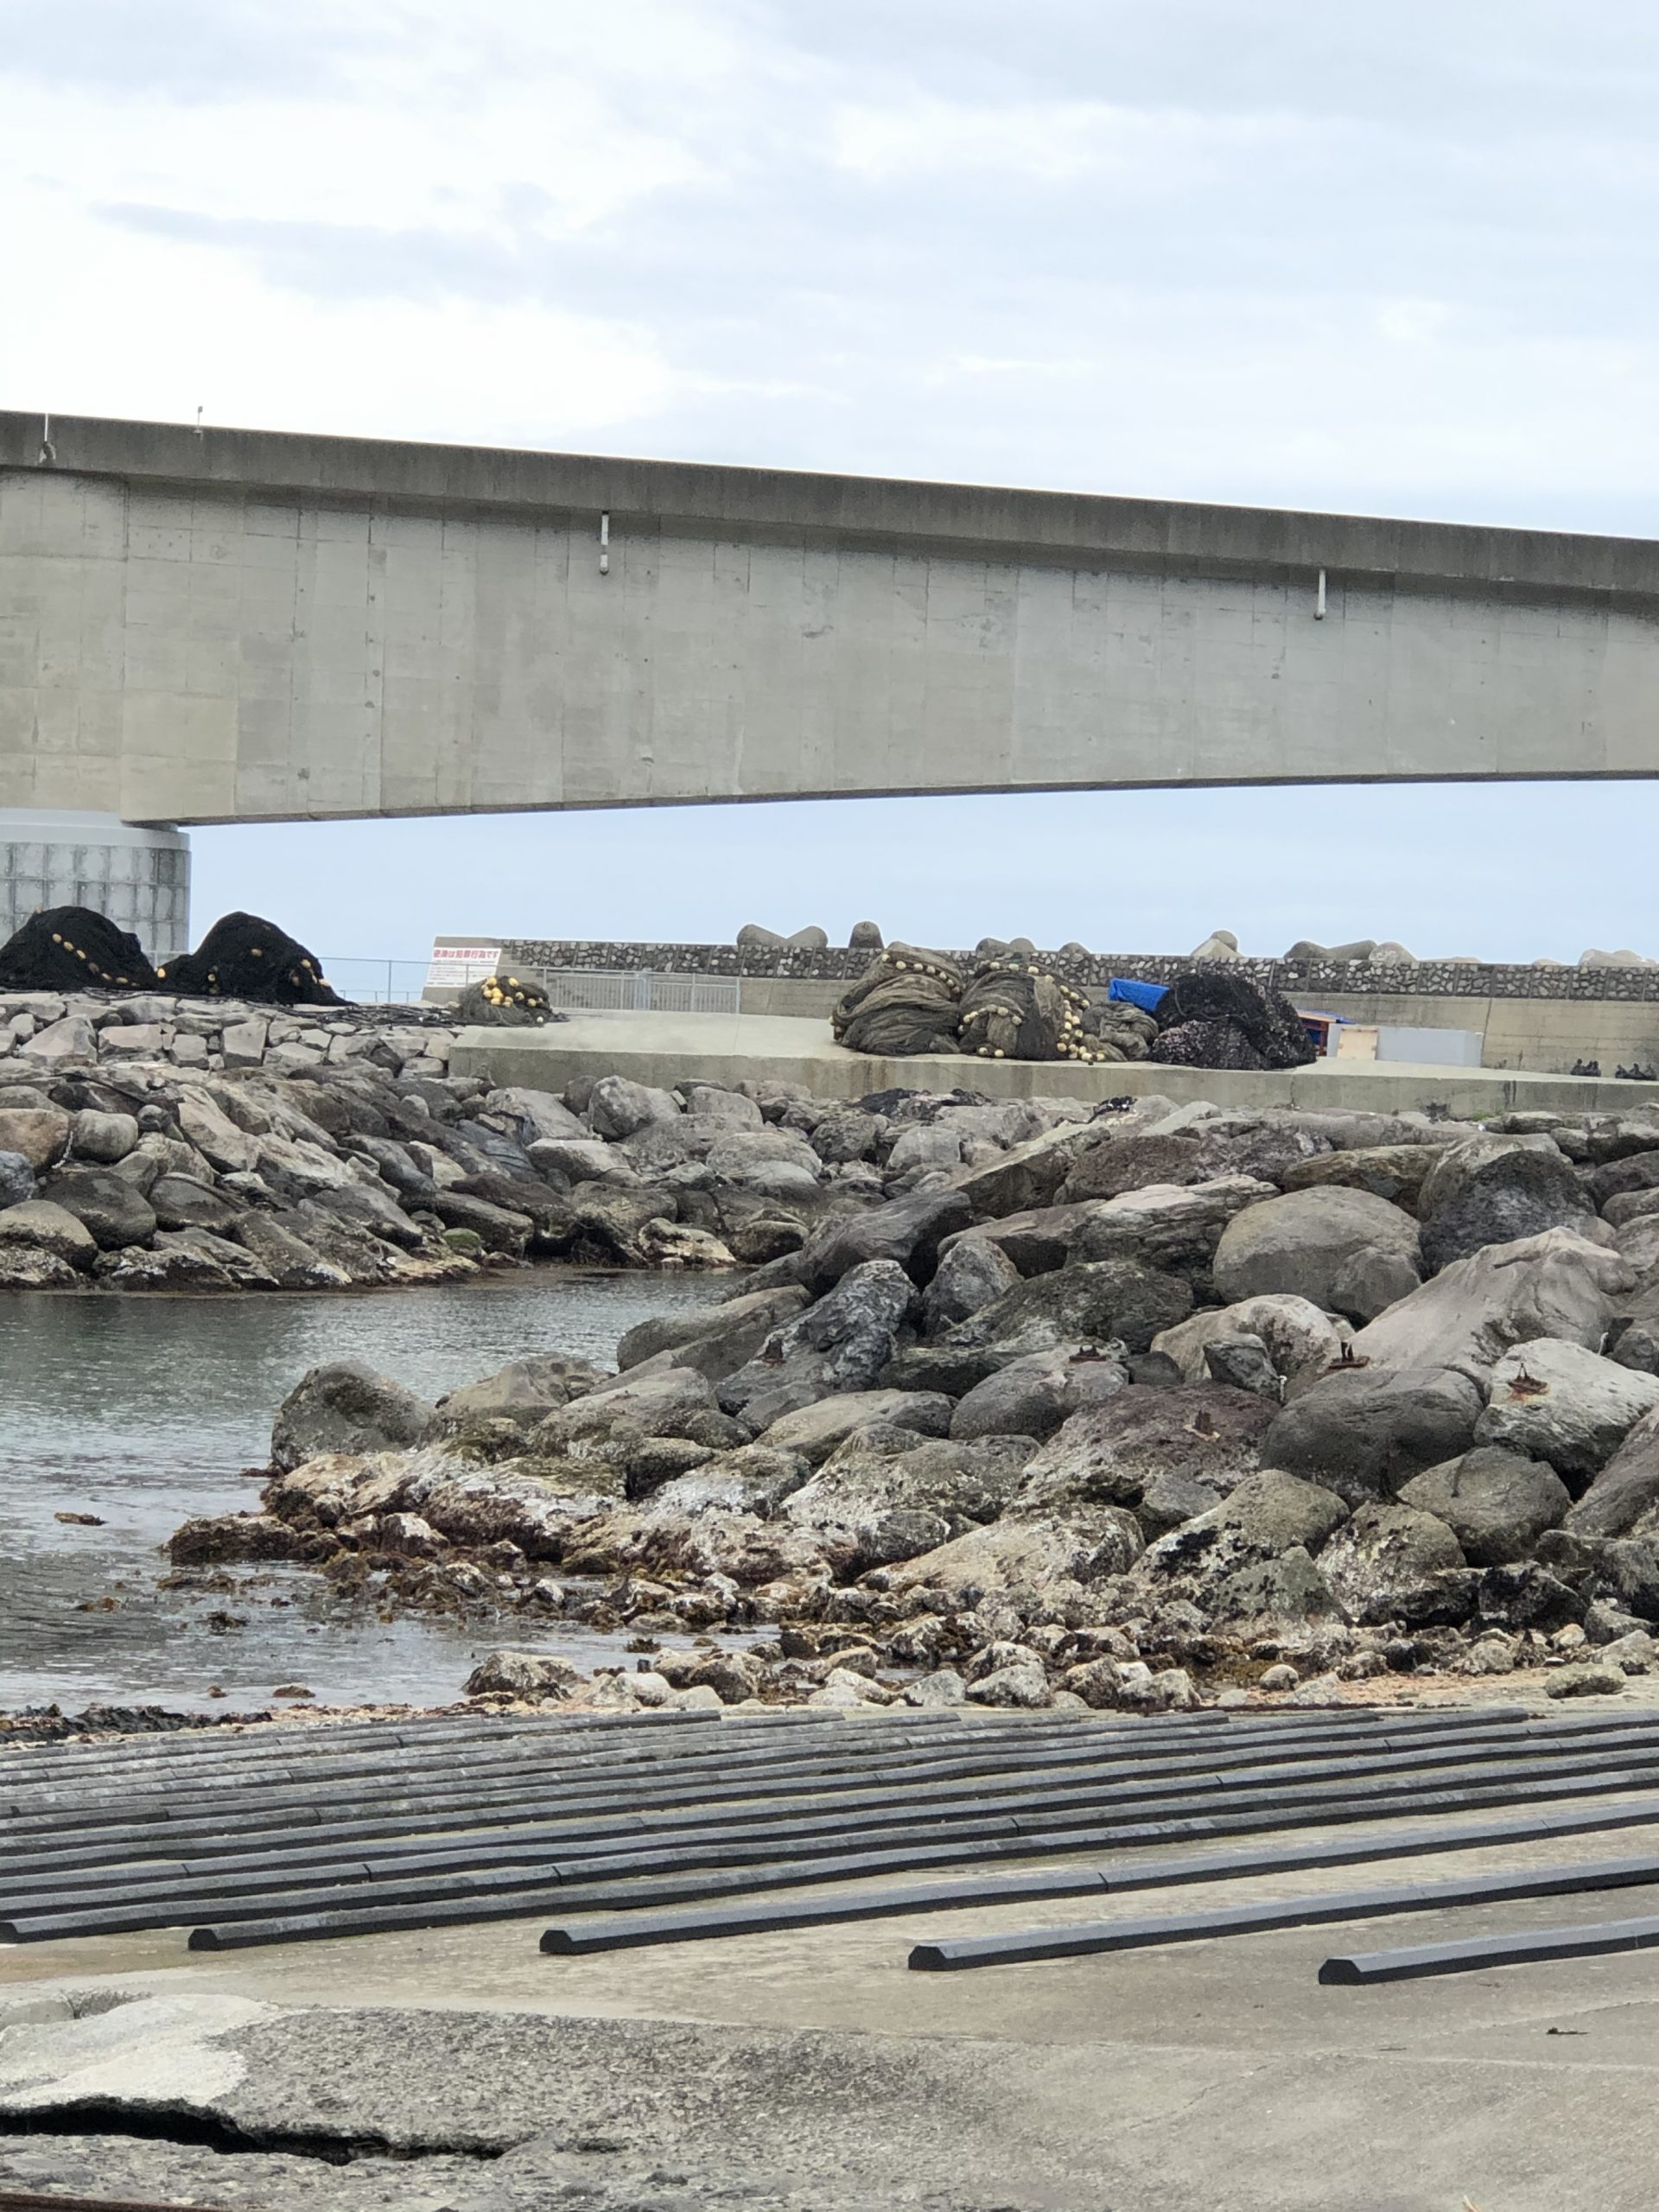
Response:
[796,1186,972,1293]
[1128,1471,1348,1612]
[0,1107,69,1172]
[1315,1501,1469,1624]
[616,1285,813,1381]
[1057,1133,1202,1204]
[1152,1294,1344,1395]
[1399,1446,1572,1567]
[937,1258,1193,1364]
[1211,1187,1420,1313]
[0,1198,97,1269]
[761,1389,955,1465]
[429,1354,604,1437]
[1015,1383,1276,1515]
[40,1165,157,1250]
[1279,1141,1447,1212]
[1347,1230,1632,1385]
[922,1236,1022,1332]
[1472,1338,1659,1482]
[781,1432,1032,1569]
[533,1364,715,1447]
[950,1347,1129,1441]
[705,1128,824,1197]
[1416,1133,1596,1274]
[585,1076,680,1141]
[1262,1364,1484,1502]
[949,1122,1102,1218]
[147,1173,245,1236]
[888,1507,1145,1601]
[1069,1177,1277,1274]
[0,1150,34,1208]
[270,1361,435,1471]
[1566,1407,1659,1537]
[718,1260,918,1429]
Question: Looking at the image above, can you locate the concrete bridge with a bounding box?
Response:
[3,410,1658,828]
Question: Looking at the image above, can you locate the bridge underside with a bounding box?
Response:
[3,413,1657,828]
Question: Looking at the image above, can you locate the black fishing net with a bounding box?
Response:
[956,955,1124,1064]
[0,906,160,993]
[1151,969,1314,1071]
[456,970,556,1026]
[158,912,345,1006]
[832,944,964,1056]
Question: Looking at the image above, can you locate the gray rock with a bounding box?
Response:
[890,1506,1145,1601]
[0,1198,97,1268]
[1417,1133,1596,1272]
[0,1151,34,1208]
[719,1260,918,1429]
[1212,1186,1420,1310]
[69,1109,138,1164]
[234,1214,353,1290]
[147,1173,245,1236]
[1400,1446,1573,1567]
[39,1165,157,1249]
[270,1360,435,1472]
[797,1186,972,1293]
[941,1257,1193,1363]
[430,1354,604,1435]
[1262,1364,1484,1502]
[617,1284,813,1381]
[462,1649,582,1700]
[527,1136,618,1184]
[1153,1294,1342,1394]
[923,1236,1022,1332]
[1473,1338,1659,1480]
[0,1244,78,1288]
[1316,1500,1468,1624]
[761,1389,955,1465]
[1056,1132,1202,1204]
[810,1110,885,1165]
[950,1346,1129,1441]
[1209,1548,1341,1627]
[587,1075,681,1141]
[965,1662,1052,1708]
[1068,1175,1279,1274]
[782,1432,1029,1565]
[1350,1228,1632,1384]
[19,1013,98,1061]
[1203,1333,1281,1397]
[684,1085,765,1130]
[0,1108,69,1172]
[483,1086,588,1144]
[903,1666,965,1707]
[1328,1243,1424,1323]
[949,1121,1103,1217]
[1545,1661,1625,1698]
[535,1364,715,1447]
[1566,1406,1659,1537]
[705,1128,823,1195]
[1016,1382,1276,1514]
[1281,1142,1446,1211]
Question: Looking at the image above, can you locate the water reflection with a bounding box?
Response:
[0,1271,728,1713]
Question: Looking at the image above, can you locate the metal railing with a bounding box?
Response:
[537,968,741,1014]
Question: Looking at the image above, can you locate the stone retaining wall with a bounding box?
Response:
[501,940,1659,1003]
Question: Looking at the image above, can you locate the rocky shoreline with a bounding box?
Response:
[163,1085,1659,1713]
[0,991,953,1292]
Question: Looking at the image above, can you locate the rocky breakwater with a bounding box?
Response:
[162,1091,1659,1709]
[0,1043,1115,1295]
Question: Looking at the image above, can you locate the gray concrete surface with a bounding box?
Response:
[450,1007,1659,1115]
[7,1796,1659,2209]
[7,412,1659,823]
[0,807,189,961]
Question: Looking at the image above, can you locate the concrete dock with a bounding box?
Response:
[451,1009,1659,1117]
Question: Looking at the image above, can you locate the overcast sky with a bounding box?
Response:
[5,2,1659,972]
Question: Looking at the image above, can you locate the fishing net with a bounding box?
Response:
[957,955,1116,1063]
[0,906,160,993]
[1151,969,1314,1071]
[158,912,344,1006]
[1078,1000,1158,1063]
[456,969,556,1026]
[832,944,964,1057]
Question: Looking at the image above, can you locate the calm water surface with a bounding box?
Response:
[0,1270,729,1714]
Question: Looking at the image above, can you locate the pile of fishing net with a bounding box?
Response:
[1151,969,1314,1072]
[832,944,964,1056]
[159,912,343,1006]
[1078,999,1159,1062]
[456,969,556,1027]
[957,954,1109,1063]
[0,906,161,993]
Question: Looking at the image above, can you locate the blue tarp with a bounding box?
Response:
[1108,976,1168,1014]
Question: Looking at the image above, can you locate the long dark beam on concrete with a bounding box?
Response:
[538,1795,1659,1954]
[1319,1914,1659,1984]
[906,1853,1659,1971]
